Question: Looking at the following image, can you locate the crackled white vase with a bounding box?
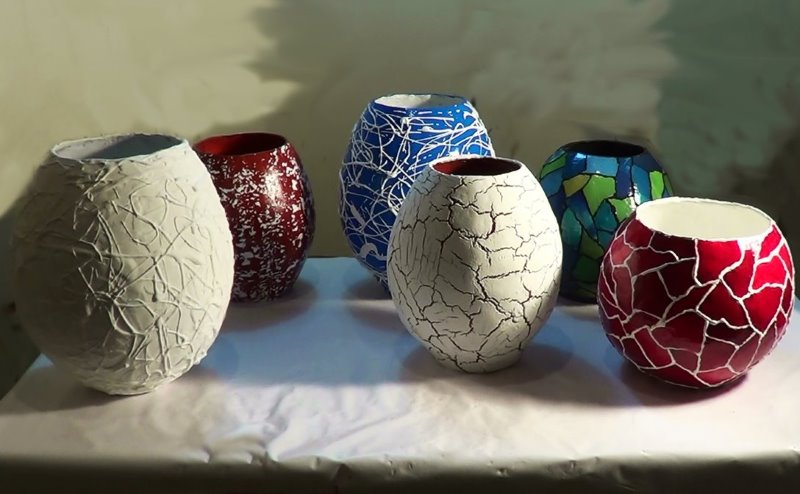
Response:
[387,156,562,373]
[12,134,234,395]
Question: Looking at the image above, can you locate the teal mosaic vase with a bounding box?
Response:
[538,140,673,302]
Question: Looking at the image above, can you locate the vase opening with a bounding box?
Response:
[194,133,288,157]
[433,157,521,176]
[53,134,183,161]
[374,93,464,110]
[636,197,772,241]
[564,140,644,158]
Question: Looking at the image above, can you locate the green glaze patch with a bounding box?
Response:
[573,256,600,283]
[573,283,598,302]
[540,154,567,177]
[585,175,616,214]
[663,174,674,195]
[650,171,665,199]
[580,230,605,260]
[561,209,583,247]
[608,198,634,222]
[563,175,590,197]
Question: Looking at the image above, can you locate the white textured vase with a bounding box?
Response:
[12,134,234,395]
[387,156,563,373]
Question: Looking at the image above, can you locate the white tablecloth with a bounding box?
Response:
[1,257,799,493]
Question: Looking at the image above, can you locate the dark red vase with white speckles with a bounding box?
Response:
[598,197,794,389]
[195,133,315,302]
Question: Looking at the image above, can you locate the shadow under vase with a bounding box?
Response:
[399,322,635,408]
[0,363,222,415]
[604,346,749,407]
[346,275,392,301]
[220,279,318,333]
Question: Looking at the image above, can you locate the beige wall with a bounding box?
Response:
[1,0,799,393]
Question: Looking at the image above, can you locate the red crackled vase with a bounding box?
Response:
[195,133,315,302]
[598,197,794,388]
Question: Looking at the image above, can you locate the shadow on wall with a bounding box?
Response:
[655,0,800,294]
[199,0,800,287]
[728,94,800,296]
[0,201,39,398]
[201,0,676,257]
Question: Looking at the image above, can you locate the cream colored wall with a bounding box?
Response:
[1,0,799,393]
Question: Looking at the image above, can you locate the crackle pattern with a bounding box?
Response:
[598,214,795,388]
[340,98,493,287]
[539,146,672,301]
[387,164,562,373]
[12,139,234,395]
[198,142,315,302]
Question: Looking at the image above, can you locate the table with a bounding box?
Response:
[1,257,799,493]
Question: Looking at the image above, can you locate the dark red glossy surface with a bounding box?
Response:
[195,133,315,302]
[598,213,794,388]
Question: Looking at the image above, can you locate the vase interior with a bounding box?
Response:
[54,134,183,161]
[636,197,772,241]
[564,140,644,158]
[195,133,287,157]
[433,157,520,177]
[374,93,463,110]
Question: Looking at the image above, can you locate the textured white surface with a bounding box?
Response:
[0,258,799,493]
[12,135,234,395]
[387,161,562,372]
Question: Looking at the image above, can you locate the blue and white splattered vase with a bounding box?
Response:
[339,94,494,288]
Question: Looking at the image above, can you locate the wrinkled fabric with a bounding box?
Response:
[0,258,799,493]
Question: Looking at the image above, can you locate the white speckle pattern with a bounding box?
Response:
[12,135,234,395]
[387,158,563,373]
[199,141,315,302]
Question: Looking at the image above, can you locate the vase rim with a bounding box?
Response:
[51,133,187,163]
[428,155,525,178]
[371,93,468,112]
[561,139,647,158]
[194,132,290,158]
[635,196,775,242]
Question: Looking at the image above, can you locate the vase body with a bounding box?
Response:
[195,133,315,302]
[12,134,234,395]
[598,197,795,388]
[387,156,562,373]
[539,140,673,301]
[340,93,494,288]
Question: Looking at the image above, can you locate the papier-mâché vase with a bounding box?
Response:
[539,140,672,302]
[340,93,494,289]
[12,134,234,395]
[388,156,562,373]
[598,197,794,388]
[195,132,315,302]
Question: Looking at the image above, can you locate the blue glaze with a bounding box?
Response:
[566,192,598,236]
[615,159,633,198]
[595,201,618,234]
[339,94,493,287]
[538,140,673,301]
[585,156,618,176]
[540,172,565,204]
[563,154,588,180]
[632,165,652,200]
[634,152,663,172]
[597,230,615,248]
[560,208,583,247]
